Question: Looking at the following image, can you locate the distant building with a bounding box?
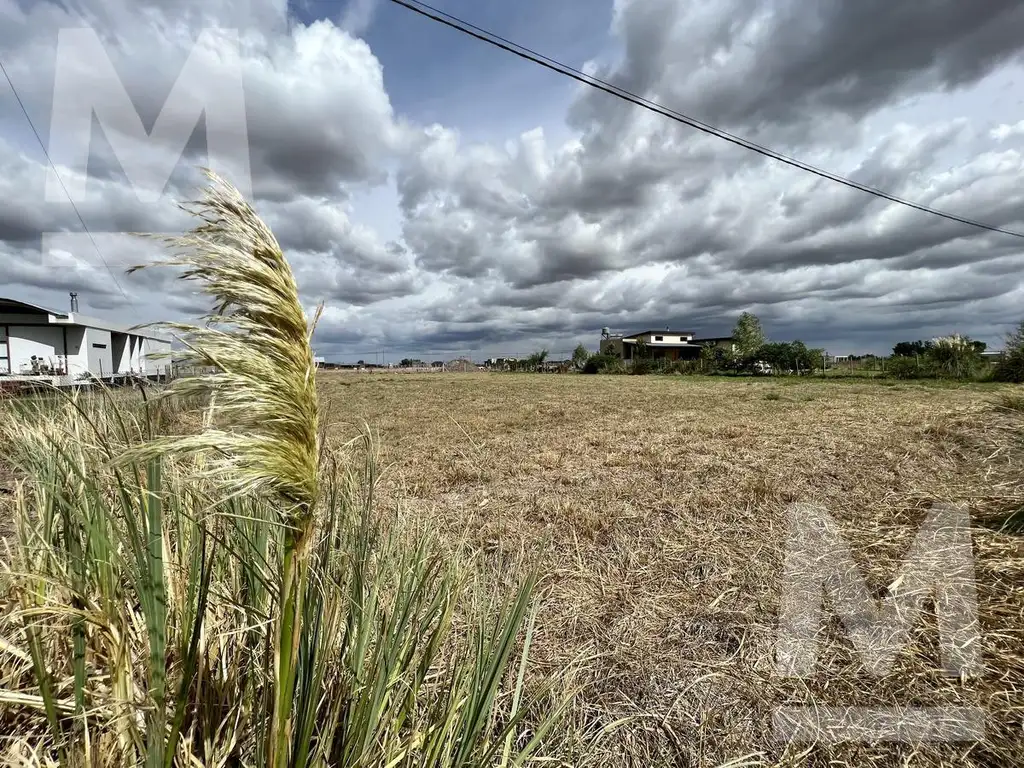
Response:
[599,327,735,362]
[484,357,516,370]
[0,295,171,381]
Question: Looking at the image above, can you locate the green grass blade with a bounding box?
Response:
[143,458,168,768]
[164,526,215,768]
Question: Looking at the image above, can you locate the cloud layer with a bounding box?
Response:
[3,0,1024,358]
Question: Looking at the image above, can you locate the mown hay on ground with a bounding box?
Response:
[321,372,1024,767]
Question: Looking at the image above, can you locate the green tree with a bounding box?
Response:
[790,340,813,374]
[755,342,789,374]
[732,312,765,358]
[572,343,590,371]
[806,348,825,374]
[699,343,724,373]
[892,340,930,357]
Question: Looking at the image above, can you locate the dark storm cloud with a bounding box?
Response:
[0,139,195,244]
[0,0,422,338]
[1,249,117,297]
[572,0,1024,135]
[2,1,403,202]
[264,199,409,275]
[290,251,416,306]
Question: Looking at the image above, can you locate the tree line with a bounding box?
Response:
[887,322,1024,382]
[574,314,1024,382]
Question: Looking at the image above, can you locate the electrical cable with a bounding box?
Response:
[389,0,1024,239]
[0,57,138,310]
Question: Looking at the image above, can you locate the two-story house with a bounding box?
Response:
[599,327,737,362]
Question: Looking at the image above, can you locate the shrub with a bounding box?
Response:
[993,351,1024,383]
[583,353,623,374]
[750,341,820,375]
[630,358,654,375]
[925,334,983,379]
[671,359,702,375]
[885,355,929,380]
[630,357,677,375]
[892,340,931,357]
[699,345,726,373]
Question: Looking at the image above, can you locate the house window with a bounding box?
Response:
[92,343,107,349]
[655,335,664,341]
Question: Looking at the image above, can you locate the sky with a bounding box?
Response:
[2,0,1024,361]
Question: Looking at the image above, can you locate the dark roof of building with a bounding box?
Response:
[692,336,735,343]
[626,329,695,337]
[0,297,67,316]
[621,339,701,348]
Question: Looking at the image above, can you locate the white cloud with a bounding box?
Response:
[991,119,1024,140]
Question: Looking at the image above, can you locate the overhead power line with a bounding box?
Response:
[0,57,137,310]
[389,0,1024,240]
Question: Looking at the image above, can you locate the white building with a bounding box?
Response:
[0,296,172,380]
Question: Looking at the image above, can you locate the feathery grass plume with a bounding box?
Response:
[124,170,323,768]
[926,333,982,380]
[125,169,321,512]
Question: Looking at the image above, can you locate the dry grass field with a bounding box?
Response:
[320,372,1024,767]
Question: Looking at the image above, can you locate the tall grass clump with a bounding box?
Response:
[926,334,983,379]
[0,172,565,767]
